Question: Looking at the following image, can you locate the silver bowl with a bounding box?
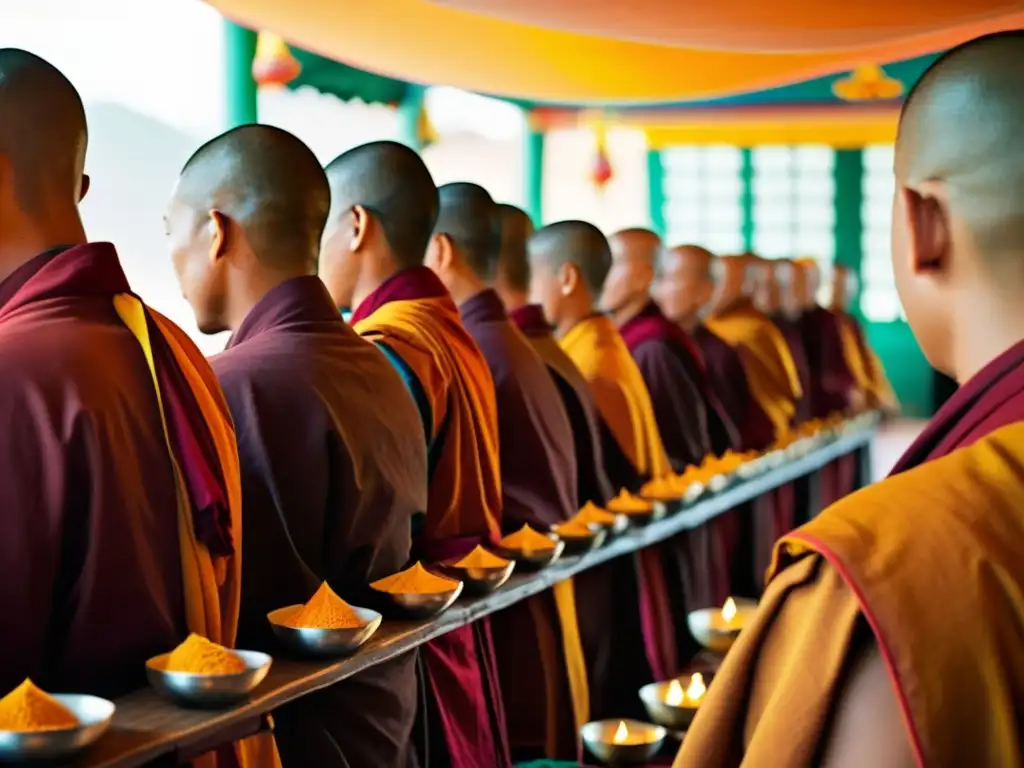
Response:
[581,719,666,766]
[371,579,464,619]
[497,536,565,572]
[267,605,382,658]
[146,650,272,708]
[0,694,114,763]
[707,473,731,493]
[735,461,761,480]
[435,557,515,597]
[687,598,758,655]
[639,681,699,730]
[551,524,607,556]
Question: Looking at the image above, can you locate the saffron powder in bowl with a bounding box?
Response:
[0,681,78,733]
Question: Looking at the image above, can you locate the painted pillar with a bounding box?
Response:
[740,147,755,252]
[523,119,545,226]
[833,149,865,315]
[646,149,666,238]
[224,21,258,128]
[396,84,427,152]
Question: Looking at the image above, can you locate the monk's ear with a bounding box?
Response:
[900,182,949,274]
[207,210,229,262]
[559,262,579,296]
[78,174,91,202]
[426,233,454,272]
[350,205,370,252]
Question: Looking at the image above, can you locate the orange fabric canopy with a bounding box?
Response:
[426,1,1023,53]
[211,0,1024,103]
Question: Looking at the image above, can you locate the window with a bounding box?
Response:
[751,145,836,262]
[861,145,903,322]
[662,145,744,254]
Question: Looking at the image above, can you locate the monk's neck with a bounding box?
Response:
[496,286,528,312]
[679,313,701,334]
[953,298,1024,385]
[445,271,487,308]
[556,305,598,340]
[0,218,88,285]
[226,269,311,332]
[611,294,651,328]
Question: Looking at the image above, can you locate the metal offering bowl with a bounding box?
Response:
[435,557,515,597]
[687,599,758,655]
[581,719,666,766]
[735,461,763,480]
[611,505,656,527]
[146,650,272,708]
[639,681,700,730]
[552,523,607,556]
[707,473,731,493]
[0,694,114,763]
[267,605,382,658]
[497,536,565,571]
[371,579,464,619]
[604,513,631,537]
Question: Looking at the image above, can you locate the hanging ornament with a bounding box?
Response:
[417,104,439,149]
[590,122,613,189]
[832,64,903,102]
[252,32,301,88]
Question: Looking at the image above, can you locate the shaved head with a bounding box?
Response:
[897,31,1024,258]
[176,124,329,268]
[0,48,87,216]
[529,220,612,295]
[434,182,500,279]
[496,203,534,292]
[608,228,661,263]
[325,140,438,268]
[667,244,714,278]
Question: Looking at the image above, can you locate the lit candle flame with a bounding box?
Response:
[665,679,684,706]
[686,672,707,702]
[722,597,737,624]
[613,720,629,744]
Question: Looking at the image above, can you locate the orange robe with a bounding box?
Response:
[675,338,1024,767]
[352,266,509,768]
[560,314,679,687]
[835,309,898,412]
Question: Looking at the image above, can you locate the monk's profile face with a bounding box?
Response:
[165,191,228,334]
[653,246,714,325]
[319,207,363,310]
[600,233,655,315]
[527,258,565,326]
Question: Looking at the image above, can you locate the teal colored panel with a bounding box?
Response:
[524,128,545,226]
[865,321,931,418]
[646,149,666,237]
[224,22,258,127]
[740,148,753,251]
[288,49,409,105]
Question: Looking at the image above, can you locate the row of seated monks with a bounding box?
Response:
[0,49,894,768]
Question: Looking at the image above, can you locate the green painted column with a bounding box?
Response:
[646,149,666,237]
[523,124,545,226]
[224,21,258,128]
[833,149,865,316]
[740,148,755,252]
[396,85,427,152]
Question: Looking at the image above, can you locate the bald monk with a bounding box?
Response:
[604,228,710,469]
[676,32,1024,767]
[0,49,242,702]
[320,141,510,768]
[167,125,427,768]
[831,264,899,414]
[794,259,856,419]
[428,183,582,759]
[529,220,679,704]
[494,203,614,508]
[658,245,774,453]
[760,258,813,425]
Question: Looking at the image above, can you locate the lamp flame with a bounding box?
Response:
[686,673,707,702]
[665,679,685,707]
[722,597,737,624]
[613,720,629,744]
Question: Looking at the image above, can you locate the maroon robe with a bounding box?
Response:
[0,243,231,698]
[460,290,578,758]
[211,276,426,767]
[509,304,649,720]
[771,314,813,426]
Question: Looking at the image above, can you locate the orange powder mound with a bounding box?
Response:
[284,583,364,629]
[0,680,78,733]
[454,545,510,569]
[371,562,460,595]
[573,502,616,527]
[500,524,557,553]
[640,476,679,499]
[164,633,247,675]
[606,489,654,514]
[553,520,593,538]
